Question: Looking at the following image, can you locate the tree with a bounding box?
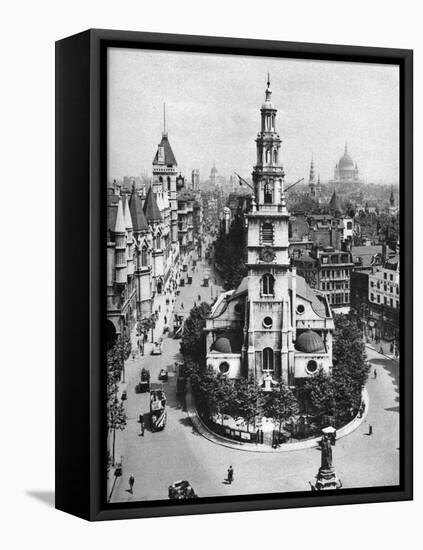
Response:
[107,395,127,465]
[305,368,335,420]
[305,313,370,425]
[231,377,263,431]
[263,384,299,432]
[180,301,211,361]
[106,336,128,464]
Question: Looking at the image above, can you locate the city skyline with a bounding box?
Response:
[108,48,399,186]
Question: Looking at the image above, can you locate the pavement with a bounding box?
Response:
[108,239,400,502]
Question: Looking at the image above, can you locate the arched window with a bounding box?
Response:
[263,182,273,204]
[261,222,274,244]
[262,273,274,296]
[167,176,171,191]
[141,246,147,266]
[263,348,274,371]
[156,234,161,249]
[159,176,163,184]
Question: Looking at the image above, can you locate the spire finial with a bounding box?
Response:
[345,141,348,154]
[265,73,272,101]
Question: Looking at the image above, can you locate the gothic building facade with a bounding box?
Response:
[205,79,334,389]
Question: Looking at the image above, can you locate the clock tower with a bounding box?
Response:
[244,76,296,385]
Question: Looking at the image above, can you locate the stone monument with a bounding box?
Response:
[314,435,342,490]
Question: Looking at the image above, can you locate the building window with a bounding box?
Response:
[263,348,274,371]
[377,295,380,303]
[261,222,274,244]
[384,297,387,305]
[306,360,318,374]
[156,234,161,249]
[297,304,305,314]
[261,273,274,296]
[263,316,273,329]
[384,273,387,280]
[141,247,147,266]
[371,293,374,302]
[219,361,230,374]
[167,176,171,191]
[263,182,273,204]
[322,256,328,264]
[261,273,275,296]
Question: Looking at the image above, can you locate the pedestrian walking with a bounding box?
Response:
[164,315,167,325]
[198,294,201,302]
[374,368,377,379]
[139,414,144,436]
[128,475,135,493]
[227,466,234,484]
[379,346,383,354]
[368,424,373,436]
[181,303,184,310]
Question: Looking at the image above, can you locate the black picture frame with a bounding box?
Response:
[55,28,413,521]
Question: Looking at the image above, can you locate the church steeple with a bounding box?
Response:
[309,156,316,199]
[252,75,284,208]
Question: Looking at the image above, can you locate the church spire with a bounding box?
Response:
[309,155,316,183]
[163,102,167,136]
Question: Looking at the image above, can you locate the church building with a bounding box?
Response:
[329,143,363,191]
[205,78,334,389]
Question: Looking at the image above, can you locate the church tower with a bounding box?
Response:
[245,76,295,386]
[152,104,178,244]
[309,155,316,198]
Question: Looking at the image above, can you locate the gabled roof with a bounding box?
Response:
[129,190,149,233]
[143,187,162,223]
[153,134,177,166]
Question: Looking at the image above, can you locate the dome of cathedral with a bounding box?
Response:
[339,152,354,169]
[295,330,325,353]
[338,144,355,170]
[212,337,232,353]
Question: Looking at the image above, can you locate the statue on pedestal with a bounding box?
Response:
[312,434,341,491]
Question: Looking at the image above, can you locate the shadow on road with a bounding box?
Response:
[368,357,399,400]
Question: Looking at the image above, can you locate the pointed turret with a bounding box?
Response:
[153,133,177,166]
[329,190,341,212]
[129,189,149,234]
[143,186,163,223]
[114,197,126,234]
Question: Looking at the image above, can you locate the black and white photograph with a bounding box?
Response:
[105,47,402,504]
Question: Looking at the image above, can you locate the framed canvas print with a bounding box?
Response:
[55,29,413,521]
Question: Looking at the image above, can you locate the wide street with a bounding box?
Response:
[109,245,400,503]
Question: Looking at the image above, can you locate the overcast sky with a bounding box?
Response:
[108,47,399,185]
